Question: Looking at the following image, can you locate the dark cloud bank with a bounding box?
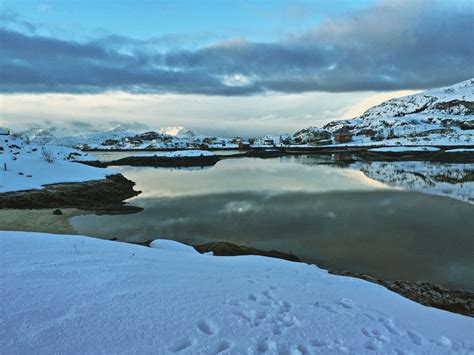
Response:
[1,0,473,95]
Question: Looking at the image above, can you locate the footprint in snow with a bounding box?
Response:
[212,340,233,354]
[378,315,401,335]
[169,338,195,353]
[361,327,390,343]
[197,319,218,336]
[407,330,423,345]
[248,294,257,302]
[335,298,355,309]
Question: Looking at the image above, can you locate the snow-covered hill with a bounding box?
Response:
[1,231,473,354]
[294,78,474,146]
[0,134,113,192]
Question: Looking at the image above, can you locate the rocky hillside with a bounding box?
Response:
[294,78,474,146]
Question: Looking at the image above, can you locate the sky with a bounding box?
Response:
[0,0,473,136]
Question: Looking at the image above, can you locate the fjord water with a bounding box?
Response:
[71,155,474,290]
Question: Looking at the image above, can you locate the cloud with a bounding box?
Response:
[0,0,473,95]
[0,8,36,34]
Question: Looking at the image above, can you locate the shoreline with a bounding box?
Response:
[1,152,473,317]
[78,147,474,168]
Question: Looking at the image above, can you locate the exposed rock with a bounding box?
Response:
[243,150,287,159]
[102,139,120,146]
[193,241,301,262]
[356,129,378,136]
[103,155,220,167]
[136,131,162,141]
[433,100,474,115]
[0,174,141,212]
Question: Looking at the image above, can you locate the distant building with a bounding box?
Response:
[199,143,209,150]
[334,129,352,143]
[238,141,251,149]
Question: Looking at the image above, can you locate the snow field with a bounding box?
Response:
[1,231,473,354]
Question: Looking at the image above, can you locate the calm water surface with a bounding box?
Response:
[72,155,474,290]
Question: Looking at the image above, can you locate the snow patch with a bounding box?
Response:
[150,239,199,254]
[0,135,115,192]
[369,146,441,152]
[445,148,474,152]
[138,150,215,157]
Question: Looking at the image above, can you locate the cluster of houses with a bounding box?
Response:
[106,131,355,150]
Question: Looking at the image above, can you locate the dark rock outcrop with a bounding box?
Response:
[193,241,301,262]
[0,174,142,212]
[243,150,287,159]
[80,155,221,168]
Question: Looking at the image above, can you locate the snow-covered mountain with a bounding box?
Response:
[294,78,474,146]
[158,126,195,138]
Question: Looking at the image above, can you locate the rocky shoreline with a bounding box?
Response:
[82,154,221,168]
[0,174,142,212]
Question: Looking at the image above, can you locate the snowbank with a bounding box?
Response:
[445,148,474,153]
[369,146,441,153]
[138,150,215,158]
[1,231,473,354]
[150,239,199,254]
[0,136,115,193]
